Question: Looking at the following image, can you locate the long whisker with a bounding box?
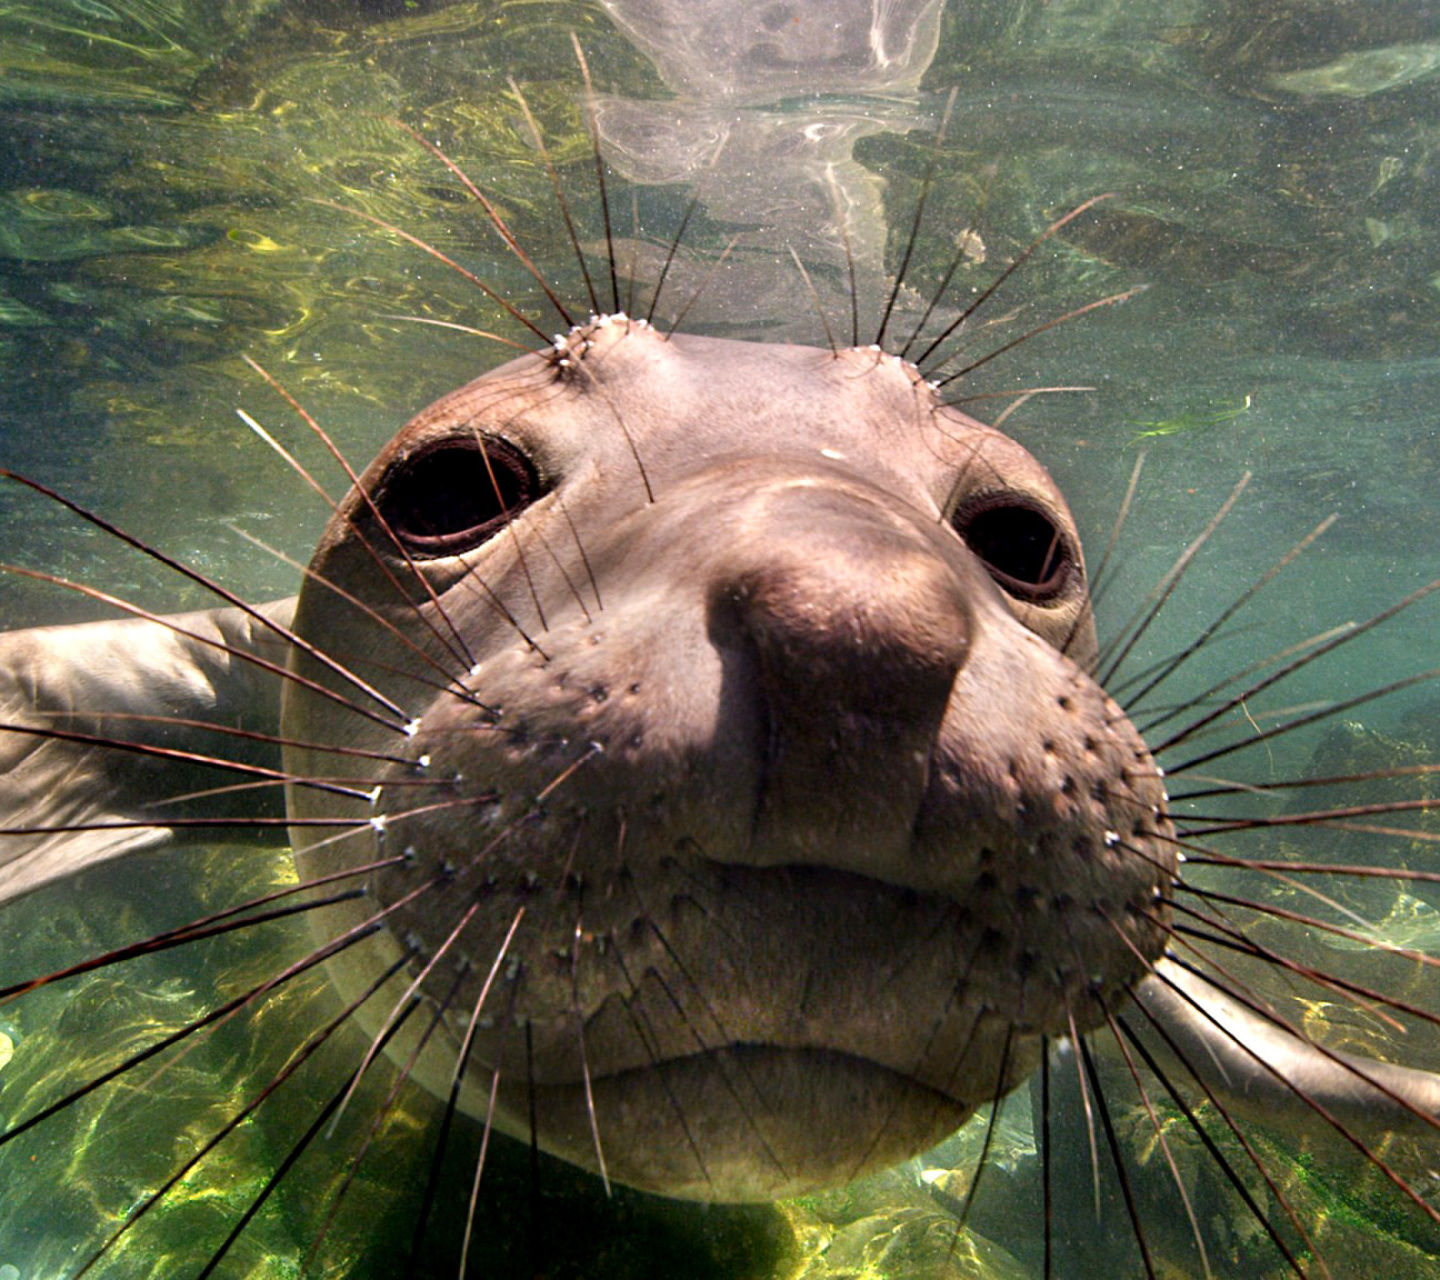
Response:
[899,159,996,362]
[0,914,383,1149]
[874,86,957,351]
[375,313,529,348]
[1172,758,1440,803]
[553,495,604,614]
[407,907,525,1269]
[15,705,416,768]
[789,245,839,356]
[988,386,1096,430]
[239,355,486,669]
[1098,1005,1213,1279]
[1159,954,1440,1220]
[1085,453,1145,606]
[507,79,601,318]
[514,508,595,625]
[309,198,548,342]
[390,112,576,329]
[556,336,657,507]
[1181,792,1440,840]
[326,899,484,1135]
[1137,620,1348,730]
[0,812,366,839]
[1118,514,1338,709]
[73,951,410,1278]
[0,570,401,749]
[913,193,1117,371]
[456,1065,504,1280]
[932,286,1148,391]
[1077,1032,1157,1278]
[0,878,382,1004]
[1179,849,1440,882]
[1061,453,1144,665]
[1040,1036,1053,1280]
[312,764,586,1141]
[822,165,861,350]
[0,477,414,728]
[572,35,620,316]
[1064,1009,1102,1221]
[1113,1007,1318,1278]
[947,1025,1013,1245]
[473,428,548,633]
[127,860,456,1102]
[663,232,741,340]
[1166,834,1408,940]
[645,190,704,326]
[1095,473,1250,689]
[1152,575,1440,758]
[227,524,489,704]
[0,715,374,801]
[233,406,339,509]
[196,997,422,1278]
[1170,915,1416,1047]
[1172,888,1440,984]
[1100,914,1326,1275]
[1165,665,1440,777]
[1120,819,1440,981]
[571,907,612,1196]
[304,963,470,1270]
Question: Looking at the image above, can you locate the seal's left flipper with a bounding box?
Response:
[0,598,294,906]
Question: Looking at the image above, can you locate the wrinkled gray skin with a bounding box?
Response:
[2,319,1439,1203]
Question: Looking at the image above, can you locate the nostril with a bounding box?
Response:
[718,540,972,708]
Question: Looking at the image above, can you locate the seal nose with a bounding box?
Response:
[708,480,973,870]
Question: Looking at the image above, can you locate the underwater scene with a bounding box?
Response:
[1,0,1440,1277]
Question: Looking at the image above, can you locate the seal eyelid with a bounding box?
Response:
[374,434,544,558]
[950,494,1075,602]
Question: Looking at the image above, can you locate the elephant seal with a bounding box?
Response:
[1,316,1178,1201]
[3,309,1440,1261]
[2,142,1440,1280]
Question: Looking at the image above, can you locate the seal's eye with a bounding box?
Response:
[952,498,1073,602]
[377,436,540,557]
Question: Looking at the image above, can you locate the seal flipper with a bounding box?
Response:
[1131,956,1440,1142]
[0,597,295,905]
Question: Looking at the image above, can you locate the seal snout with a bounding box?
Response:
[703,476,979,873]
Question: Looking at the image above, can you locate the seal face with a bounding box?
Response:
[283,316,1173,1200]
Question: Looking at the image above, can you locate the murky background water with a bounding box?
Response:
[1,0,1439,1276]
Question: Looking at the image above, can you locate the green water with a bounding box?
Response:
[2,1,1440,1277]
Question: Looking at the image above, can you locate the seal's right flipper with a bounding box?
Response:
[1132,958,1440,1143]
[0,598,295,906]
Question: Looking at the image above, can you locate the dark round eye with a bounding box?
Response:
[953,499,1073,601]
[376,436,541,557]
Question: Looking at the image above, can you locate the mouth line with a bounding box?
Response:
[695,853,970,912]
[545,1041,967,1102]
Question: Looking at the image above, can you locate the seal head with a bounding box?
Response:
[282,316,1173,1200]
